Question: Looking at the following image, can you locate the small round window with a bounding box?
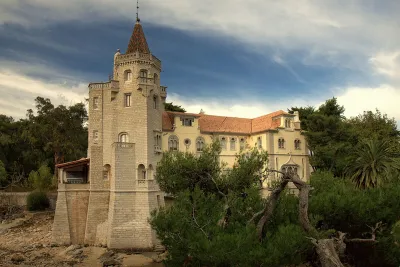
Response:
[184,138,191,146]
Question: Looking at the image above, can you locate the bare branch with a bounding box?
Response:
[345,222,382,243]
[192,207,209,239]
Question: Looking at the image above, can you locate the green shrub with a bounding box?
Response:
[28,165,53,191]
[27,191,50,211]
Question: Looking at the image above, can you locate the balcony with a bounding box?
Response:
[137,179,157,190]
[154,145,162,153]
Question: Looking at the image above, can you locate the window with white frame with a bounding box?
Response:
[119,133,129,143]
[196,137,205,152]
[240,138,246,150]
[168,135,179,151]
[285,119,291,128]
[257,136,262,149]
[93,97,99,110]
[278,138,285,149]
[230,137,236,151]
[181,117,193,126]
[124,93,131,107]
[221,137,227,150]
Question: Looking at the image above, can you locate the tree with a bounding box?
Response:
[152,142,392,266]
[28,164,54,191]
[164,102,186,112]
[345,139,400,189]
[0,160,7,187]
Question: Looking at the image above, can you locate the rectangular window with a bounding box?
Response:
[182,118,193,126]
[230,138,236,151]
[127,72,132,81]
[93,97,99,110]
[124,93,131,107]
[93,130,99,143]
[240,138,246,150]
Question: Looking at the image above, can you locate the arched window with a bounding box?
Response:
[257,137,262,149]
[153,73,158,84]
[140,69,148,83]
[278,138,285,149]
[138,164,146,180]
[148,164,154,180]
[240,138,246,150]
[230,137,236,151]
[153,95,158,109]
[294,139,301,150]
[168,135,179,151]
[124,70,132,81]
[220,137,227,150]
[281,165,298,176]
[103,164,111,180]
[196,137,205,152]
[119,133,129,143]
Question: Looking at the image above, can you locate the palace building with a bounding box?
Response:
[52,14,310,250]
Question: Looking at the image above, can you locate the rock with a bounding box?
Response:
[71,249,83,257]
[11,253,25,264]
[152,251,168,263]
[102,258,121,266]
[50,242,59,247]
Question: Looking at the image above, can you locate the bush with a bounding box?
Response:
[26,191,50,211]
[28,164,54,191]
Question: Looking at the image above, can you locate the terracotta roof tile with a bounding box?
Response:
[162,110,290,134]
[126,22,150,54]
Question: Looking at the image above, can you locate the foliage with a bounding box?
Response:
[26,191,50,211]
[28,165,54,191]
[0,160,7,187]
[0,97,87,187]
[290,99,400,179]
[345,139,400,189]
[152,143,311,266]
[309,171,400,266]
[164,102,186,112]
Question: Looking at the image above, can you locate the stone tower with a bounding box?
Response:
[52,15,167,249]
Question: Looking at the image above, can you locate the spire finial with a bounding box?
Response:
[136,0,140,22]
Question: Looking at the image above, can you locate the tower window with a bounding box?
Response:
[138,164,146,180]
[140,69,148,83]
[93,97,99,110]
[196,137,205,152]
[103,164,111,180]
[153,95,158,109]
[124,93,131,107]
[295,139,301,150]
[230,138,236,151]
[93,130,99,143]
[278,138,285,149]
[124,70,132,81]
[153,73,158,84]
[119,133,129,143]
[168,135,179,151]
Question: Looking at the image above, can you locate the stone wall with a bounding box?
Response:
[0,191,58,210]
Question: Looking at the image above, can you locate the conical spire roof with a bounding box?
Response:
[126,21,150,54]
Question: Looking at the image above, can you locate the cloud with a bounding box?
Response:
[0,61,88,118]
[369,51,400,81]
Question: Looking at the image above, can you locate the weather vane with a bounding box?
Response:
[136,0,140,22]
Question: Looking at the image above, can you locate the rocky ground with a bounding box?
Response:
[0,211,165,267]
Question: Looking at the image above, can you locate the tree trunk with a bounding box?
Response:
[312,239,345,267]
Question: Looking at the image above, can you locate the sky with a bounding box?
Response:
[1,0,400,122]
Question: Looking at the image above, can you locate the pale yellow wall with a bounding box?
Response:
[161,114,309,185]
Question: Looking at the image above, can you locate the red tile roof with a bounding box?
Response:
[163,110,290,134]
[126,22,150,54]
[56,158,89,169]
